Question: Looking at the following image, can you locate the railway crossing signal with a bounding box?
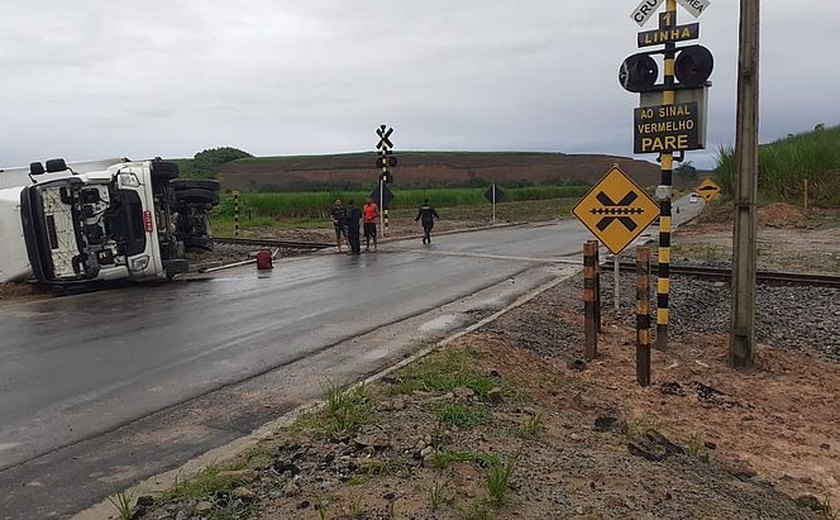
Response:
[376,125,394,149]
[374,125,395,234]
[370,184,394,209]
[619,0,713,350]
[697,178,721,201]
[572,165,659,255]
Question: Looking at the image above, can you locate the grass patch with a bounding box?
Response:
[391,347,502,401]
[212,185,590,221]
[624,415,659,440]
[429,478,450,510]
[715,125,840,205]
[430,448,501,470]
[486,455,518,506]
[158,462,241,502]
[433,403,492,429]
[686,434,705,458]
[518,412,545,439]
[294,382,373,435]
[107,491,132,520]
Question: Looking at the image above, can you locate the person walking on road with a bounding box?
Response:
[346,200,362,255]
[362,197,379,251]
[415,199,440,245]
[329,198,348,253]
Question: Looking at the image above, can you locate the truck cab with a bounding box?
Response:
[0,158,219,285]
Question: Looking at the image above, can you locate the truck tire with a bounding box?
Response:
[163,259,189,280]
[170,178,220,192]
[151,161,180,181]
[175,188,219,205]
[184,235,213,251]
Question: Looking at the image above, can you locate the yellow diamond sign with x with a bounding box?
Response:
[572,165,660,254]
[696,177,721,202]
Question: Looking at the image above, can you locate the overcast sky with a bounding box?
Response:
[1,1,838,169]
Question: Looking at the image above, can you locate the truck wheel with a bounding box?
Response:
[175,188,219,205]
[163,259,189,280]
[151,161,180,181]
[170,178,220,192]
[184,235,213,251]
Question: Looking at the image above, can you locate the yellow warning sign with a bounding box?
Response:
[696,178,721,201]
[572,166,660,254]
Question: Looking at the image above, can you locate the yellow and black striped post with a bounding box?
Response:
[233,190,241,236]
[656,0,677,350]
[588,239,602,334]
[583,241,599,360]
[380,149,388,237]
[636,246,652,387]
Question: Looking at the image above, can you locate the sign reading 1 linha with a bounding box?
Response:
[634,102,700,154]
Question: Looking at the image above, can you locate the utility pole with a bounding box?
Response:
[730,0,760,368]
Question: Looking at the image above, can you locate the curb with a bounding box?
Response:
[72,268,577,519]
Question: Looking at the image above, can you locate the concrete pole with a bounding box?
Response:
[730,0,760,368]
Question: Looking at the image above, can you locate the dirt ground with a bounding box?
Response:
[134,273,838,520]
[671,204,840,275]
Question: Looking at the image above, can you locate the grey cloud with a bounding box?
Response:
[0,1,838,169]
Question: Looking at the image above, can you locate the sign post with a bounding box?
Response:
[619,0,713,350]
[573,164,659,313]
[375,125,396,236]
[483,184,504,224]
[697,178,721,201]
[572,165,660,256]
[492,183,496,224]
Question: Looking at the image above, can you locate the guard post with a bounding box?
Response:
[233,190,241,237]
[588,239,602,333]
[584,241,599,360]
[636,246,652,387]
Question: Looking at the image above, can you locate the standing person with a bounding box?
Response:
[415,199,440,245]
[346,199,362,255]
[329,198,347,253]
[362,197,379,251]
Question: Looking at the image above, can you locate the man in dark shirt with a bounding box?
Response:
[329,198,348,253]
[346,200,362,255]
[415,199,440,245]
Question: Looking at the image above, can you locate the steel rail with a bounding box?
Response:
[214,237,335,250]
[610,262,840,288]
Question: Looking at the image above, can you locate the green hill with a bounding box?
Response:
[715,125,840,205]
[171,150,661,192]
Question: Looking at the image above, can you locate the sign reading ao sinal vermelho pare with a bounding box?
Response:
[633,102,700,154]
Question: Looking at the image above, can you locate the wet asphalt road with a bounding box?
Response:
[0,203,700,518]
[0,221,588,517]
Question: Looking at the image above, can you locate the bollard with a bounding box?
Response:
[636,246,652,387]
[589,240,602,334]
[233,190,241,237]
[584,241,599,360]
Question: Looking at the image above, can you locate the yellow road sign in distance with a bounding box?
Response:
[573,166,660,255]
[697,177,721,201]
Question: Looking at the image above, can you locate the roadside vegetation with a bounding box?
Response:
[208,185,588,235]
[715,124,840,205]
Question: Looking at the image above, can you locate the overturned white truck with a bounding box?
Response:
[0,158,220,286]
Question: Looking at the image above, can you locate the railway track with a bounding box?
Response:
[610,262,840,288]
[214,237,335,250]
